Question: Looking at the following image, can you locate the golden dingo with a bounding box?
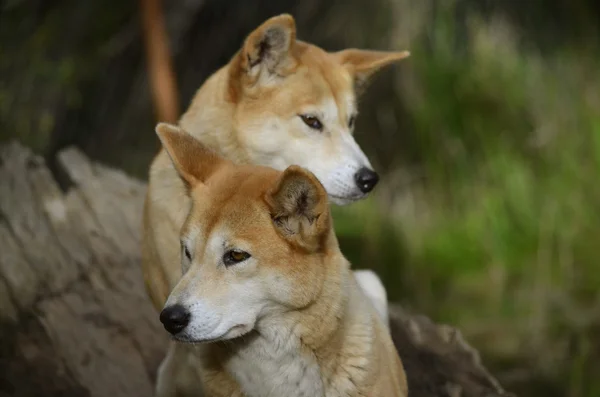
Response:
[141,14,409,314]
[154,123,408,397]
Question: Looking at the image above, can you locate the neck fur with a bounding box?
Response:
[179,66,251,165]
[199,249,378,397]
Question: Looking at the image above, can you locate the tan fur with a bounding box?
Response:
[142,13,409,312]
[155,124,408,397]
[142,14,409,397]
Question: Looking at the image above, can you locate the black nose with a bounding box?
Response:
[354,168,379,194]
[160,304,190,335]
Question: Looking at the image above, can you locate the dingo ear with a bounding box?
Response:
[155,123,226,189]
[233,14,297,89]
[265,165,330,252]
[334,49,410,95]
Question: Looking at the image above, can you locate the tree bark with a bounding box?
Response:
[0,142,515,397]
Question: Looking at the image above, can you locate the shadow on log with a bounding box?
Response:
[0,142,515,397]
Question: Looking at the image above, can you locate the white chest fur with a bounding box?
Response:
[224,331,325,397]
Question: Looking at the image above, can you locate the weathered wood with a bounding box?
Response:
[0,142,165,397]
[388,307,514,397]
[0,142,515,397]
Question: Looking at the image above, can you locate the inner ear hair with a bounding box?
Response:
[247,25,288,69]
[242,14,296,74]
[266,166,329,251]
[271,175,319,219]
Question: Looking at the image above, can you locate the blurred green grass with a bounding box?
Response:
[333,9,600,397]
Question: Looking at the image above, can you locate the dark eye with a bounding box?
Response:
[182,243,192,261]
[223,249,251,267]
[299,114,323,131]
[348,115,356,128]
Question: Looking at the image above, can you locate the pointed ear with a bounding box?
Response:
[236,14,297,85]
[155,122,226,189]
[334,49,410,95]
[265,166,330,252]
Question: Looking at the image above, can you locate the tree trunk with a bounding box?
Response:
[0,142,515,397]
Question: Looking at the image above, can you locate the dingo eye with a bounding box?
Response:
[299,114,323,131]
[348,115,356,129]
[223,249,251,266]
[182,244,192,261]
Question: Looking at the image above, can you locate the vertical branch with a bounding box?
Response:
[139,0,180,123]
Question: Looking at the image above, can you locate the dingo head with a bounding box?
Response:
[225,14,409,205]
[156,123,339,342]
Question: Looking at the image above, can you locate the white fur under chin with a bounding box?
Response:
[328,192,366,206]
[354,270,389,328]
[225,328,325,397]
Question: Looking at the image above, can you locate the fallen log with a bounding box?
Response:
[0,141,515,397]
